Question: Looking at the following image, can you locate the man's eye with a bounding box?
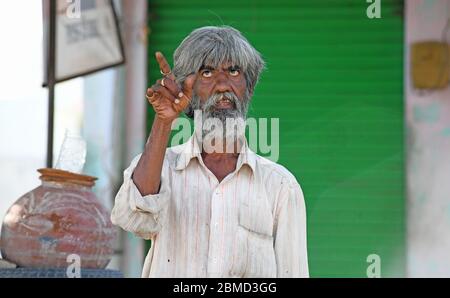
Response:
[202,70,212,78]
[229,69,240,76]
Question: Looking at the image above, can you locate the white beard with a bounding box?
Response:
[194,110,246,154]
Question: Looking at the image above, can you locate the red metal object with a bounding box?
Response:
[1,169,116,269]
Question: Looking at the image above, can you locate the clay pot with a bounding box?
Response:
[1,169,116,269]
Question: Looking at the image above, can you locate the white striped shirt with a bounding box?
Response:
[111,135,309,278]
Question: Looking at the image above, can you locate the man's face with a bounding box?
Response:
[193,62,247,106]
[190,62,250,145]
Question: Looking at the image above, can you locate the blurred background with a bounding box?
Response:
[0,0,449,277]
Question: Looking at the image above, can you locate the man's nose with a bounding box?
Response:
[214,73,232,93]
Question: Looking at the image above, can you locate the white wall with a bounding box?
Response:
[0,1,84,252]
[0,1,148,278]
[116,0,149,278]
[406,0,450,277]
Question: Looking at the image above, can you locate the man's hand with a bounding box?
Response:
[133,52,196,196]
[146,52,196,124]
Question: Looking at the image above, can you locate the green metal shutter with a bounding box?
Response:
[147,0,405,277]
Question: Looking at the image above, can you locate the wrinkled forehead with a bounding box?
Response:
[190,40,249,73]
[200,61,240,71]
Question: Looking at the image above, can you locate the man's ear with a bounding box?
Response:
[183,84,196,119]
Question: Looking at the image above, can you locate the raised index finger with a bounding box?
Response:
[155,52,173,77]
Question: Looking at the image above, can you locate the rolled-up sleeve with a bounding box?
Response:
[274,178,309,277]
[111,153,171,240]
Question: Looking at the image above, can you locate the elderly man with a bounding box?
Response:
[111,26,309,278]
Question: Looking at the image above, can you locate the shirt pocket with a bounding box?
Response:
[229,183,276,277]
[229,224,277,278]
[238,186,274,238]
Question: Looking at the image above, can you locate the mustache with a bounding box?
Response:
[185,90,250,120]
[203,92,240,111]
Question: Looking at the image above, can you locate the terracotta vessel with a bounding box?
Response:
[1,169,115,268]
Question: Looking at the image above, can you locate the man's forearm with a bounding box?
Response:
[132,117,172,196]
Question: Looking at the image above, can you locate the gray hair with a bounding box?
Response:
[172,26,266,99]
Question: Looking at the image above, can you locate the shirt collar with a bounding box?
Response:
[174,133,256,173]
